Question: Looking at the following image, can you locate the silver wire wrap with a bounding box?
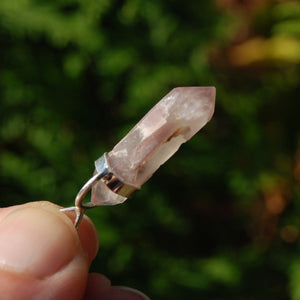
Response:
[62,153,137,229]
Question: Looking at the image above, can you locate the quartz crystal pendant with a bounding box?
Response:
[91,86,216,206]
[62,86,216,229]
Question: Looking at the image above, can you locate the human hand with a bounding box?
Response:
[0,201,149,300]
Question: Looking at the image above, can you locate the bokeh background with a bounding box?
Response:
[0,0,299,299]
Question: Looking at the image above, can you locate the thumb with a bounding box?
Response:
[0,201,99,300]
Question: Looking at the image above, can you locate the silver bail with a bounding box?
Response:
[63,153,138,230]
[91,153,138,206]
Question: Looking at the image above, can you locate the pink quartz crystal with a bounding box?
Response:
[92,86,215,205]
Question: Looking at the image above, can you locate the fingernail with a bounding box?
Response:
[0,207,79,278]
[103,286,150,300]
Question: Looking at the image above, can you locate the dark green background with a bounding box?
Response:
[1,0,300,299]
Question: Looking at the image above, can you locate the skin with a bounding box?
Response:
[0,201,149,300]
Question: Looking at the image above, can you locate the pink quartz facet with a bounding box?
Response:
[109,86,215,186]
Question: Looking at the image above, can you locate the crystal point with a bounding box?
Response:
[92,86,215,205]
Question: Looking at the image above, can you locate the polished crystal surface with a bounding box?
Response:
[109,86,215,187]
[92,86,215,205]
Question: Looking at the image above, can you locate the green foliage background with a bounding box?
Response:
[0,0,300,299]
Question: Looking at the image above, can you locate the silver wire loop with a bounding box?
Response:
[73,172,100,229]
[66,153,138,230]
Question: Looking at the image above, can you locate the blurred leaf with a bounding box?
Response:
[289,260,300,300]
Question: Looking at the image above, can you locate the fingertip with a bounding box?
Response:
[102,287,150,300]
[21,201,100,264]
[0,203,78,278]
[0,201,99,276]
[83,273,111,299]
